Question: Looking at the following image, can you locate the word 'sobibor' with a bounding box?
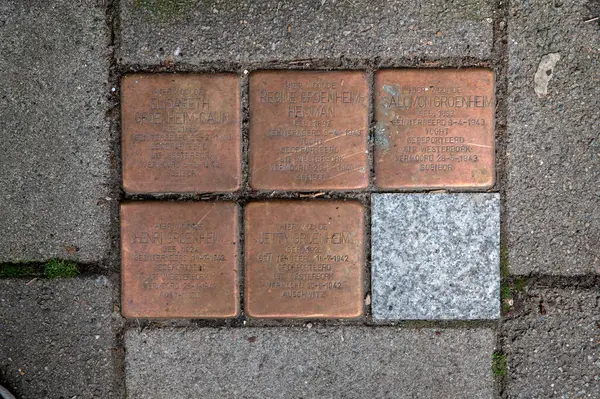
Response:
[120,69,495,319]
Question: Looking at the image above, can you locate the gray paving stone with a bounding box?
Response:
[0,277,122,399]
[503,286,600,398]
[371,193,500,320]
[125,327,496,399]
[506,0,600,275]
[0,0,112,262]
[118,0,495,65]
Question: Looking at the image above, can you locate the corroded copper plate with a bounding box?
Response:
[121,74,241,193]
[249,71,369,191]
[245,201,364,318]
[374,69,495,189]
[121,201,239,318]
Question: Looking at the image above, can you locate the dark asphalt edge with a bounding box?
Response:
[492,0,510,395]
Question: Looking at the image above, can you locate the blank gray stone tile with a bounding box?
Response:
[125,327,496,399]
[372,193,500,320]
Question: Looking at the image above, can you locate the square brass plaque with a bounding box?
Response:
[121,201,239,318]
[121,74,241,193]
[244,201,364,318]
[374,69,495,189]
[249,71,369,191]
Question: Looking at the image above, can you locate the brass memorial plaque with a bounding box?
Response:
[249,71,369,191]
[121,202,239,318]
[121,74,241,193]
[244,201,364,318]
[374,69,495,189]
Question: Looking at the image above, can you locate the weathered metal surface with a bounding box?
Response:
[249,70,369,191]
[244,201,364,318]
[121,201,239,318]
[121,74,241,193]
[374,69,495,189]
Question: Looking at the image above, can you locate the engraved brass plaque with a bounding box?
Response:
[249,71,369,191]
[121,74,241,193]
[244,201,364,318]
[121,202,239,318]
[374,69,495,189]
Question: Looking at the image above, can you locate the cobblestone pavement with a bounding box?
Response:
[1,0,599,398]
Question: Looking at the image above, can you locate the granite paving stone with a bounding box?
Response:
[0,277,121,399]
[371,193,500,320]
[503,286,600,398]
[506,0,600,275]
[118,0,495,65]
[125,327,496,399]
[0,0,112,263]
